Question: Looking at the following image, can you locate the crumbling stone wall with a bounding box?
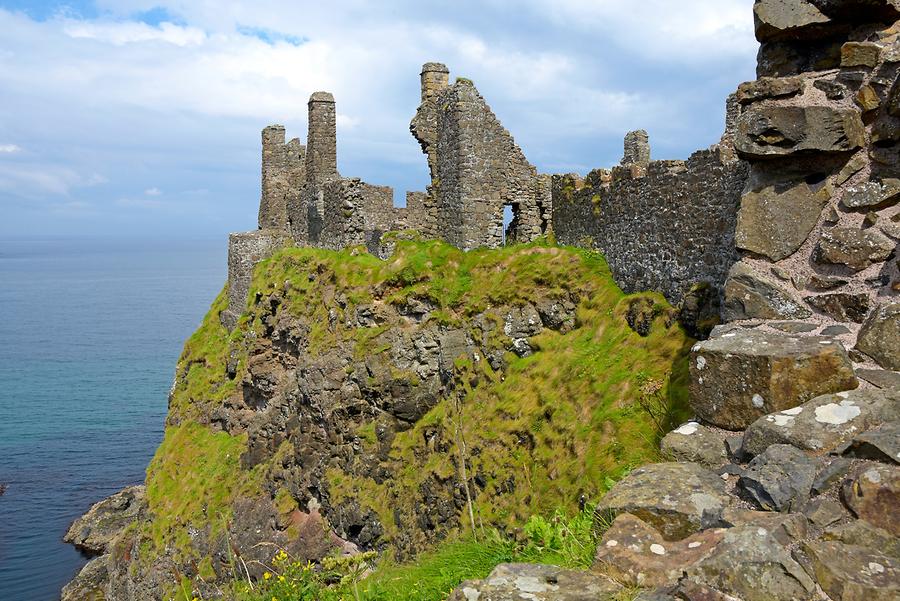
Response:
[221,230,291,329]
[258,126,306,231]
[552,133,749,306]
[723,0,899,370]
[411,65,551,250]
[320,179,395,251]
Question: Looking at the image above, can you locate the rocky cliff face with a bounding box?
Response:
[63,240,692,600]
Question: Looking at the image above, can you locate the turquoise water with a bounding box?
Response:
[0,237,226,600]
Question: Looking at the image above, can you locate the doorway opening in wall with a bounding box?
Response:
[502,204,519,245]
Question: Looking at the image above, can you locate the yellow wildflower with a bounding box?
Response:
[263,571,272,580]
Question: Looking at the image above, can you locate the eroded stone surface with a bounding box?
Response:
[689,329,857,430]
[736,178,830,261]
[735,105,865,158]
[64,486,145,555]
[856,302,900,370]
[723,263,811,320]
[685,524,816,601]
[742,388,900,456]
[842,423,900,463]
[594,513,725,588]
[842,464,900,535]
[803,539,899,601]
[738,444,819,511]
[815,227,895,272]
[596,463,730,541]
[447,563,622,601]
[660,422,728,468]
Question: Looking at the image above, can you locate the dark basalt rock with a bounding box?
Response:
[856,302,900,370]
[735,105,865,158]
[805,292,870,322]
[743,388,900,457]
[803,539,900,601]
[689,329,857,430]
[723,263,811,321]
[596,463,731,540]
[738,444,819,511]
[815,227,895,271]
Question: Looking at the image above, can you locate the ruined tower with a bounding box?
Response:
[304,92,339,243]
[259,125,305,231]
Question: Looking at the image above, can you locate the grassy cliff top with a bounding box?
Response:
[140,238,694,600]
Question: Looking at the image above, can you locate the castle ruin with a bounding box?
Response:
[223,11,900,376]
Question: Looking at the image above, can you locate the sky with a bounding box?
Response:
[0,0,758,239]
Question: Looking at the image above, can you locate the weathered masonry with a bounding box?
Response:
[224,16,900,376]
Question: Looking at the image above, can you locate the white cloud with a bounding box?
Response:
[64,21,207,47]
[0,1,759,235]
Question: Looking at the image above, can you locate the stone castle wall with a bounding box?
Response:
[412,70,550,250]
[552,142,749,306]
[320,178,395,251]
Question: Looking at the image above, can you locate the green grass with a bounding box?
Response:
[142,422,263,560]
[235,506,606,601]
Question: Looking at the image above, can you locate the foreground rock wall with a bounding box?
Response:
[552,145,749,306]
[724,0,900,370]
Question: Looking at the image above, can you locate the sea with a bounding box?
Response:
[0,237,227,601]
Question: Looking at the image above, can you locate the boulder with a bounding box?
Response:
[805,292,870,322]
[812,457,853,495]
[823,519,900,559]
[736,76,804,103]
[802,540,899,601]
[447,563,622,601]
[802,497,847,528]
[594,513,725,588]
[723,263,811,321]
[842,178,900,209]
[841,423,900,463]
[842,464,900,535]
[738,444,819,511]
[60,556,108,601]
[736,178,831,261]
[841,41,883,67]
[753,0,832,42]
[742,388,900,456]
[807,273,848,290]
[684,524,816,601]
[720,508,809,544]
[815,227,895,271]
[855,367,900,389]
[596,463,730,540]
[689,329,858,430]
[735,105,865,158]
[856,302,900,370]
[659,422,728,468]
[63,485,145,555]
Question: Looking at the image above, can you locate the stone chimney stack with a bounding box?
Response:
[420,62,450,102]
[622,130,651,167]
[259,125,287,230]
[305,91,338,187]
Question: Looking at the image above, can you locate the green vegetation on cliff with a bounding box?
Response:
[140,238,693,600]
